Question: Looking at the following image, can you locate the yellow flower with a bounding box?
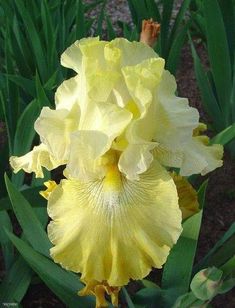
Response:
[9,37,223,306]
[171,172,199,220]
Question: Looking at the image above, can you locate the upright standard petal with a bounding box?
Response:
[65,130,110,181]
[61,37,100,72]
[55,75,80,110]
[109,38,158,67]
[48,160,182,287]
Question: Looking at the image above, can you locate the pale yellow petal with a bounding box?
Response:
[48,160,182,286]
[109,38,158,66]
[180,136,223,176]
[34,104,80,161]
[55,75,79,110]
[154,70,199,149]
[65,130,110,180]
[122,58,165,114]
[61,37,100,72]
[118,143,157,180]
[9,144,61,178]
[153,144,183,169]
[81,102,132,137]
[85,69,121,103]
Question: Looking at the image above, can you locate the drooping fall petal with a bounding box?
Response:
[47,161,182,287]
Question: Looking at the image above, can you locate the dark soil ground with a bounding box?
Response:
[0,39,235,308]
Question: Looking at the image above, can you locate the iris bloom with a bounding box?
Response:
[10,38,223,307]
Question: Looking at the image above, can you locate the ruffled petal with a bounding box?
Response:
[81,101,132,136]
[85,67,121,103]
[61,37,99,72]
[122,58,165,114]
[55,75,80,110]
[34,104,80,161]
[118,143,157,180]
[65,130,110,180]
[154,144,183,169]
[48,160,182,287]
[10,144,61,178]
[180,136,223,176]
[109,38,158,66]
[154,70,199,149]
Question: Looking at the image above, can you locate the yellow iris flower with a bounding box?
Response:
[10,37,223,307]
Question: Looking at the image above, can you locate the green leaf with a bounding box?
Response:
[84,0,104,13]
[127,0,148,30]
[5,174,51,257]
[0,210,14,270]
[162,180,208,300]
[36,71,52,107]
[11,98,40,187]
[211,123,235,145]
[76,0,86,39]
[4,24,20,147]
[11,16,33,76]
[7,232,95,307]
[5,74,35,97]
[95,0,107,37]
[132,287,167,308]
[121,287,135,308]
[145,0,161,22]
[190,37,224,131]
[106,15,116,40]
[40,0,57,73]
[0,186,45,211]
[14,0,47,83]
[194,222,235,273]
[220,255,235,278]
[197,179,208,210]
[13,99,39,156]
[218,0,235,65]
[169,0,191,44]
[173,292,204,308]
[160,0,174,57]
[218,276,235,294]
[142,279,159,289]
[0,207,49,303]
[166,21,190,74]
[0,256,32,303]
[204,0,232,122]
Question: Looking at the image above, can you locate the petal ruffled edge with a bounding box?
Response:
[9,144,62,178]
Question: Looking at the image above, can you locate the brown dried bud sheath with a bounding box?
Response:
[140,19,161,47]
